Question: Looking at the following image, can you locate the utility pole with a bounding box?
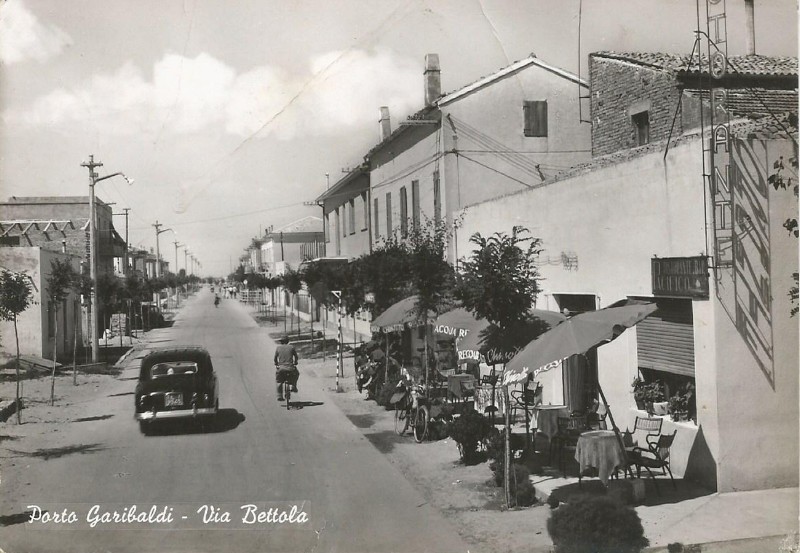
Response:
[174,241,182,307]
[122,208,130,275]
[82,155,103,364]
[81,155,132,363]
[153,221,163,278]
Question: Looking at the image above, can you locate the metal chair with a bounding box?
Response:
[628,431,678,494]
[628,416,663,451]
[510,383,542,423]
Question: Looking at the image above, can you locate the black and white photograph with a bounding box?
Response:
[0,1,797,552]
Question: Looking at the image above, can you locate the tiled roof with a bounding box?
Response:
[593,52,798,77]
[731,112,798,139]
[685,88,798,118]
[438,54,586,106]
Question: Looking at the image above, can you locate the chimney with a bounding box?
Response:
[744,0,756,55]
[379,106,392,141]
[424,54,441,107]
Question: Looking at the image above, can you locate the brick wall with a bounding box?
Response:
[590,56,683,157]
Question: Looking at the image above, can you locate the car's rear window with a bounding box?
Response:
[149,361,198,379]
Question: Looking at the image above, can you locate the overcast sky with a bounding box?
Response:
[1,0,796,276]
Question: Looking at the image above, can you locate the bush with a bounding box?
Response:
[446,410,494,463]
[488,460,536,507]
[547,495,649,553]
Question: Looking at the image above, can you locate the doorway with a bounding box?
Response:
[553,294,598,413]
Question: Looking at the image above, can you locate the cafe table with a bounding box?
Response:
[533,405,570,440]
[574,430,628,486]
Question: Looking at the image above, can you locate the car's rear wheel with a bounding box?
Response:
[139,421,152,436]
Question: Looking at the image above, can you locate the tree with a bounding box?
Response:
[0,270,33,424]
[455,225,543,508]
[46,259,76,406]
[283,268,303,335]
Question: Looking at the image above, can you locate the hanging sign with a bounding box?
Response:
[651,256,709,299]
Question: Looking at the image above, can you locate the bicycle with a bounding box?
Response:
[392,379,432,443]
[276,365,297,410]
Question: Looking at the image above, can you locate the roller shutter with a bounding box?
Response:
[636,298,695,377]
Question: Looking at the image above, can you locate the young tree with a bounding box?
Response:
[70,269,93,383]
[455,225,543,508]
[282,268,303,335]
[0,270,33,423]
[46,259,76,406]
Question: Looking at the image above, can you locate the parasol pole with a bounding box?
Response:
[589,353,634,479]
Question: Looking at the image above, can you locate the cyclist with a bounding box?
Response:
[274,336,299,401]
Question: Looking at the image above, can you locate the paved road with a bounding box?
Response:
[0,290,471,553]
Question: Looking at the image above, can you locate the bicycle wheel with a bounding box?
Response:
[394,400,410,436]
[284,382,291,410]
[413,405,429,443]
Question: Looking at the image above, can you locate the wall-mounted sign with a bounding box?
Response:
[651,256,709,299]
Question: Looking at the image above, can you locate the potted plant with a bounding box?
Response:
[668,382,695,422]
[631,377,647,410]
[642,381,666,416]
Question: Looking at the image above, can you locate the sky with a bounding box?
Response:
[0,0,797,277]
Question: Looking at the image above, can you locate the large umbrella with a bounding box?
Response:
[502,300,658,478]
[434,307,566,365]
[502,301,658,386]
[370,295,428,333]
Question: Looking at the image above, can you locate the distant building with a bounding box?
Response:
[259,216,325,277]
[0,196,126,275]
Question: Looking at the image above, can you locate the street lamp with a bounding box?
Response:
[174,241,183,307]
[81,155,133,363]
[152,221,174,278]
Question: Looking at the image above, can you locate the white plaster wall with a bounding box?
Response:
[0,248,44,357]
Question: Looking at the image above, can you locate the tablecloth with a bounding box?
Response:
[533,405,569,439]
[574,430,627,485]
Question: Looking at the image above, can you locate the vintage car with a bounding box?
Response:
[134,346,219,433]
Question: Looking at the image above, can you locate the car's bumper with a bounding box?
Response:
[135,407,217,421]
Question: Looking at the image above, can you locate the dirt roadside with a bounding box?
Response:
[301,355,558,553]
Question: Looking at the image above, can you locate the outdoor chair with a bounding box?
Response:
[627,416,663,451]
[628,430,678,494]
[510,383,542,423]
[550,415,588,476]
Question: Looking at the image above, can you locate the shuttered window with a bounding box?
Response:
[523,100,548,137]
[400,186,408,235]
[637,298,695,377]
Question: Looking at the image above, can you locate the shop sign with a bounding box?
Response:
[651,256,709,298]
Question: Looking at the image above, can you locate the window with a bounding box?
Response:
[411,180,420,230]
[373,197,380,238]
[349,199,356,235]
[385,192,392,236]
[324,214,330,243]
[523,100,547,137]
[433,171,441,224]
[342,203,347,238]
[361,192,368,231]
[632,111,650,146]
[400,186,408,235]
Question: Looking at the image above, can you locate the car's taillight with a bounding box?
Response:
[203,393,210,405]
[191,392,198,406]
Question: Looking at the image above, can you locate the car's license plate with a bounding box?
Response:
[164,393,183,407]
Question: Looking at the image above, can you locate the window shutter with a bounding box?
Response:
[523,100,547,137]
[637,299,695,377]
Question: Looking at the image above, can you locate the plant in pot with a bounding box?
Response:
[668,381,695,422]
[631,377,647,410]
[446,409,494,464]
[639,381,666,416]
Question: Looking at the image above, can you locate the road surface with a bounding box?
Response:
[0,289,472,553]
